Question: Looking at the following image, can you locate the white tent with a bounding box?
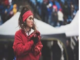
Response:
[0,11,79,37]
[0,12,63,35]
[58,11,79,37]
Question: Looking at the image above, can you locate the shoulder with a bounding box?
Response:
[15,29,22,36]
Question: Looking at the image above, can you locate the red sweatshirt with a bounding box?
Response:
[13,29,43,60]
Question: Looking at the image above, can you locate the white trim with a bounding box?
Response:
[26,29,34,36]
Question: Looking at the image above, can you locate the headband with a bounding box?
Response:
[22,10,33,22]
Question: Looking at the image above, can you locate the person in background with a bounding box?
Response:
[70,2,76,19]
[60,0,65,4]
[63,16,68,25]
[3,44,9,60]
[42,41,51,60]
[41,0,48,23]
[4,4,13,21]
[66,39,74,60]
[51,0,62,11]
[0,15,3,25]
[61,1,70,18]
[0,43,4,60]
[51,40,61,60]
[13,5,43,60]
[3,0,9,7]
[58,10,64,26]
[46,0,53,24]
[6,42,14,60]
[8,0,12,5]
[74,37,79,60]
[51,2,58,27]
[0,2,6,23]
[36,0,43,16]
[12,4,17,15]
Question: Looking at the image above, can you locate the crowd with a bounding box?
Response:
[0,0,18,25]
[0,0,78,27]
[30,0,78,27]
[42,39,78,60]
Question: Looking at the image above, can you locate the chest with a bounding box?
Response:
[20,33,31,44]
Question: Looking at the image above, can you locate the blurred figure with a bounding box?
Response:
[3,0,9,7]
[4,5,13,22]
[51,40,61,60]
[8,0,12,5]
[0,2,6,23]
[74,38,79,60]
[41,0,48,23]
[42,41,51,60]
[51,0,62,11]
[3,44,9,60]
[63,49,67,60]
[51,4,58,27]
[70,2,76,19]
[7,42,14,60]
[12,4,17,15]
[62,1,70,18]
[58,10,64,26]
[0,15,3,25]
[60,0,65,4]
[63,16,68,25]
[36,0,43,16]
[66,40,74,60]
[0,43,4,60]
[46,1,53,24]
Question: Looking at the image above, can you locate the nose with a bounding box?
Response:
[31,19,34,24]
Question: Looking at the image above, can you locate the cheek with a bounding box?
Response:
[28,21,31,24]
[27,20,33,26]
[27,20,31,24]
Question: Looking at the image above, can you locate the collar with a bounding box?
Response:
[26,29,34,36]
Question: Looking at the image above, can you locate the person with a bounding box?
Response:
[4,5,13,22]
[51,1,58,26]
[0,2,6,23]
[12,4,17,15]
[66,40,74,60]
[41,0,48,23]
[74,38,79,60]
[42,41,51,60]
[51,40,61,60]
[13,5,43,60]
[0,15,3,25]
[58,10,64,26]
[51,8,58,27]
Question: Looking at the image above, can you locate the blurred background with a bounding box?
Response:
[0,0,79,60]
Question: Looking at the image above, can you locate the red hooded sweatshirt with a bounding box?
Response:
[13,29,43,60]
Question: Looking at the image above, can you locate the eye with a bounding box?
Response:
[29,17,34,20]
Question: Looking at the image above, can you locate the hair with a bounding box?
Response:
[18,5,37,31]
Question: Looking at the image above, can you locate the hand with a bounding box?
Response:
[32,34,39,44]
[33,46,40,56]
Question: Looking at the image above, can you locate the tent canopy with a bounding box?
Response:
[0,11,79,37]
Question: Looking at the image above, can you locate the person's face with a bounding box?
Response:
[66,40,69,46]
[26,15,34,28]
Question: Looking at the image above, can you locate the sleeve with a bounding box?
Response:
[13,32,34,57]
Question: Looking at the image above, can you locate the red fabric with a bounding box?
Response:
[13,29,43,60]
[53,5,58,11]
[4,0,9,6]
[22,10,33,22]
